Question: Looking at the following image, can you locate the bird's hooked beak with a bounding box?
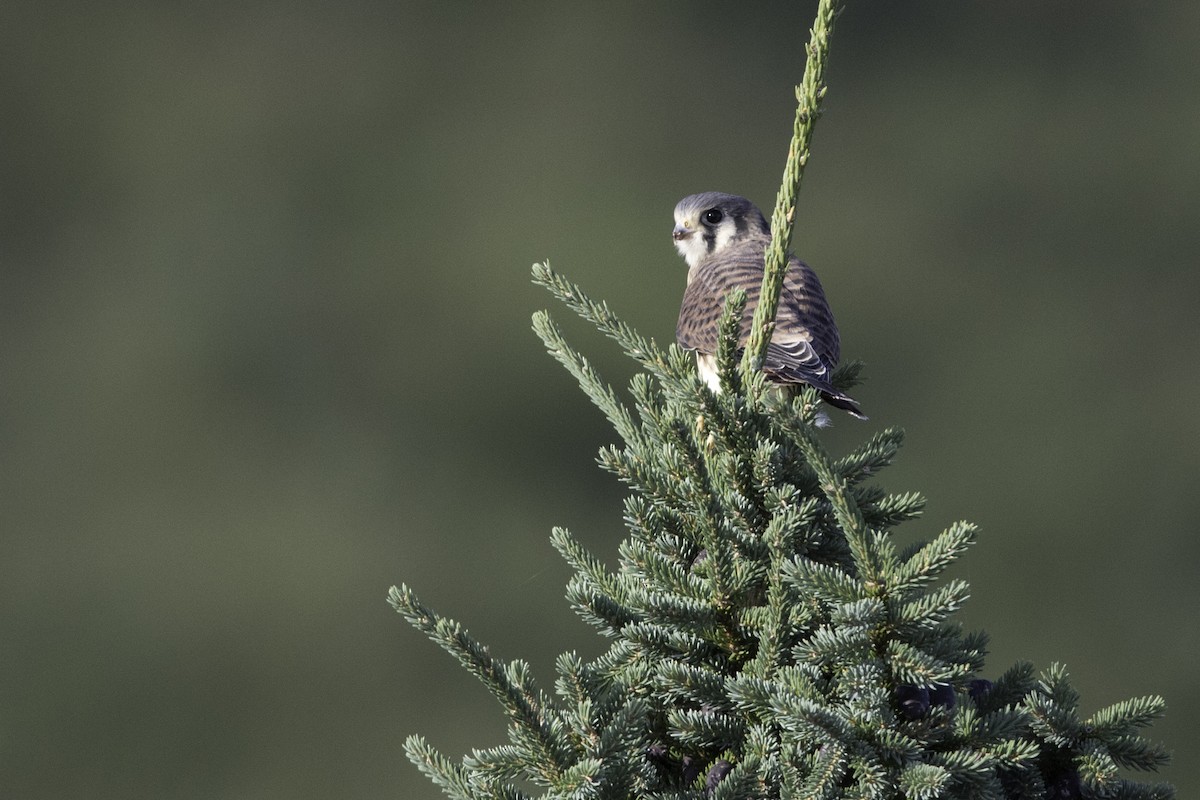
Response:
[672,222,694,242]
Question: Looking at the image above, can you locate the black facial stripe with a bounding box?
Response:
[734,213,748,235]
[703,231,716,253]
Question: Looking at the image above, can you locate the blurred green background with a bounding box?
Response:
[3,2,1197,797]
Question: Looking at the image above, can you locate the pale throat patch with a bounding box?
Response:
[674,237,699,269]
[674,228,708,269]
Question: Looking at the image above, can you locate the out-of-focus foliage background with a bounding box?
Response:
[3,2,1197,797]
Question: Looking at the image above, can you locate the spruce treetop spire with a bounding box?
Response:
[389,2,1173,797]
[742,0,844,387]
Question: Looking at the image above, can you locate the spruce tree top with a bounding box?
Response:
[389,2,1173,797]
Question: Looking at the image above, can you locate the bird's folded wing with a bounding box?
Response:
[763,336,833,387]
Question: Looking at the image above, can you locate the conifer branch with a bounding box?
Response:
[741,0,845,382]
[716,289,747,396]
[780,412,878,581]
[532,261,690,390]
[404,735,501,800]
[531,309,644,448]
[387,585,574,781]
[1087,695,1169,739]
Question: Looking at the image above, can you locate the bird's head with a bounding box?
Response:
[672,192,770,269]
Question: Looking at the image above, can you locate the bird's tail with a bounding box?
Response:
[821,390,867,421]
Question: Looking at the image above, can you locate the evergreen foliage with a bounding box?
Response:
[389,2,1171,796]
[390,265,1172,799]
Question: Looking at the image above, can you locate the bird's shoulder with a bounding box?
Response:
[677,247,823,353]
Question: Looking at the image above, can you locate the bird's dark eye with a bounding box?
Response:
[702,208,724,225]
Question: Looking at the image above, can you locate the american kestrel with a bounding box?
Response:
[672,191,865,420]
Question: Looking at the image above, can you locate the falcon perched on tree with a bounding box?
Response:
[672,191,864,421]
